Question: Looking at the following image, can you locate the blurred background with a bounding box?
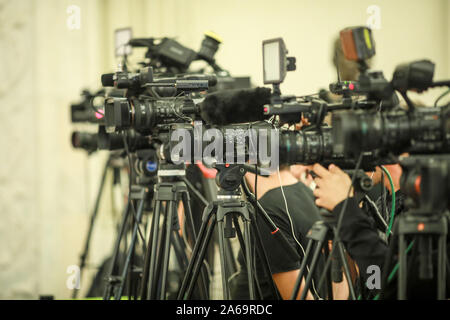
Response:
[0,0,448,299]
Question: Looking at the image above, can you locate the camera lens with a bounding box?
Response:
[71,131,98,152]
[279,127,334,165]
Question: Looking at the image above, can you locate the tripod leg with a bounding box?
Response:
[217,219,230,300]
[250,217,280,299]
[232,216,263,299]
[172,231,188,270]
[139,203,159,300]
[177,206,215,300]
[181,191,199,241]
[159,201,175,300]
[437,232,447,299]
[290,240,314,300]
[242,219,256,300]
[74,158,110,299]
[181,216,216,300]
[147,200,163,299]
[103,201,130,300]
[336,241,357,300]
[398,233,408,300]
[324,243,333,300]
[182,192,210,299]
[300,237,326,300]
[115,198,145,300]
[153,205,169,299]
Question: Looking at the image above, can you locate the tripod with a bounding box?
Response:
[102,183,151,300]
[290,169,374,300]
[177,164,280,300]
[139,162,210,300]
[72,153,124,299]
[392,155,449,300]
[289,210,357,300]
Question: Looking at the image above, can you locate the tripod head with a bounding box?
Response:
[400,154,450,215]
[214,164,247,198]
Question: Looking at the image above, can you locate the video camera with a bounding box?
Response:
[70,89,106,124]
[259,36,393,170]
[331,28,450,158]
[101,66,212,135]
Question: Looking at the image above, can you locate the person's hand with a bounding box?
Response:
[312,163,353,211]
[294,115,310,130]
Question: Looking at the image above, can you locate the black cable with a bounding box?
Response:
[254,165,258,219]
[253,165,258,296]
[434,88,450,107]
[241,177,300,260]
[316,152,364,295]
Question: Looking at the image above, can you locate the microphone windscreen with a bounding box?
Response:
[200,87,271,125]
[101,73,115,87]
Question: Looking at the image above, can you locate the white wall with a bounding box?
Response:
[0,0,448,299]
[133,0,449,105]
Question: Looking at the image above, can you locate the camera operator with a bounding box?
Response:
[230,164,350,300]
[311,162,450,299]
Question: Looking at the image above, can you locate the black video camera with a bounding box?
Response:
[101,66,213,135]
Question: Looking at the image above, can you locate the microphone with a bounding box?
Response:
[200,87,271,125]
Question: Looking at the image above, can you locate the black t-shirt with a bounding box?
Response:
[230,181,325,300]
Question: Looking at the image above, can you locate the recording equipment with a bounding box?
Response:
[97,126,150,151]
[337,26,399,107]
[102,68,216,92]
[101,68,153,90]
[389,154,450,300]
[164,121,391,172]
[262,38,296,85]
[71,131,98,153]
[260,35,384,127]
[330,26,450,159]
[197,31,223,72]
[392,60,435,93]
[200,87,271,125]
[332,104,450,158]
[101,67,209,135]
[104,95,200,134]
[332,57,450,158]
[329,80,360,96]
[128,32,224,74]
[400,154,450,211]
[339,26,376,63]
[133,149,159,179]
[130,37,197,74]
[263,97,351,125]
[70,89,105,124]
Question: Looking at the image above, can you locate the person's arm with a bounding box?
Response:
[312,164,388,285]
[272,271,314,300]
[332,198,388,283]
